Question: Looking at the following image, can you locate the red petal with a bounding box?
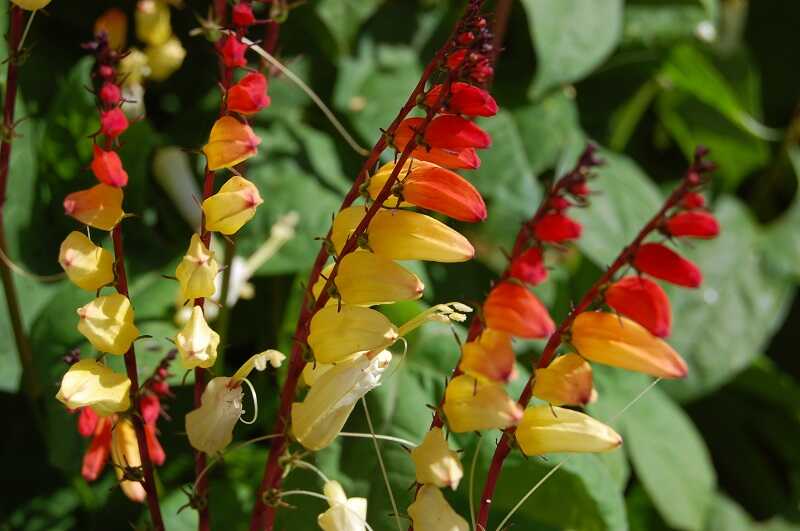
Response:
[100,108,128,139]
[533,213,582,243]
[633,243,702,288]
[425,115,491,149]
[145,424,166,466]
[228,72,270,115]
[403,163,487,222]
[665,211,720,239]
[424,82,498,117]
[606,276,672,337]
[681,192,706,209]
[484,282,555,339]
[82,417,112,481]
[509,247,548,286]
[140,393,161,425]
[77,406,99,437]
[90,145,129,187]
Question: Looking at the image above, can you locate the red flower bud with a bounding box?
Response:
[509,247,548,286]
[144,423,166,466]
[665,211,720,239]
[227,72,271,115]
[394,116,486,169]
[470,58,493,83]
[633,243,702,288]
[425,114,491,149]
[424,82,498,117]
[150,380,170,396]
[77,406,99,437]
[90,145,129,187]
[82,417,112,481]
[99,82,122,106]
[140,393,161,425]
[605,276,672,337]
[533,212,582,243]
[219,35,248,69]
[447,49,467,71]
[549,196,570,210]
[457,32,475,45]
[98,64,114,80]
[99,108,128,139]
[232,2,256,27]
[568,180,589,197]
[681,192,706,209]
[484,281,555,339]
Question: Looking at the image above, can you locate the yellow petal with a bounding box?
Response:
[135,0,171,46]
[185,376,243,454]
[308,305,398,364]
[532,353,595,406]
[175,234,219,300]
[77,294,140,355]
[443,375,522,433]
[301,361,332,387]
[515,406,622,456]
[119,48,150,87]
[63,184,125,231]
[202,116,261,171]
[410,427,463,489]
[408,485,468,531]
[10,0,51,10]
[145,36,186,81]
[201,175,263,234]
[58,231,115,291]
[55,359,131,415]
[176,306,219,369]
[111,417,147,502]
[318,480,369,531]
[458,328,517,383]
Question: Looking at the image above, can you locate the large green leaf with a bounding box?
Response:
[314,0,385,56]
[762,146,800,280]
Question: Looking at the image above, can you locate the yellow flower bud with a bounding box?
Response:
[202,116,261,171]
[411,427,463,489]
[77,294,140,355]
[58,231,115,291]
[145,36,186,81]
[135,0,171,46]
[308,305,398,364]
[111,418,147,503]
[332,206,474,263]
[55,359,131,415]
[515,406,622,456]
[175,234,218,300]
[201,175,263,234]
[532,353,596,406]
[458,328,517,383]
[318,480,369,531]
[119,48,150,87]
[312,251,424,306]
[292,351,392,450]
[571,312,688,379]
[443,375,522,433]
[10,0,51,10]
[63,184,125,231]
[176,306,219,369]
[408,485,469,531]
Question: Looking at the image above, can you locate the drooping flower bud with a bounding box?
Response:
[571,312,688,378]
[533,212,582,243]
[483,282,555,339]
[58,231,115,291]
[64,184,125,231]
[665,211,720,239]
[99,108,129,139]
[99,82,122,106]
[443,374,523,433]
[145,36,187,81]
[135,0,171,46]
[201,175,263,234]
[292,351,392,450]
[459,328,517,383]
[632,243,702,288]
[308,305,398,364]
[232,2,256,27]
[509,247,547,285]
[317,480,369,531]
[56,359,131,415]
[95,9,128,50]
[219,35,248,68]
[532,354,595,406]
[77,294,140,355]
[175,234,219,300]
[10,0,51,10]
[82,416,112,481]
[408,485,469,531]
[411,427,463,489]
[176,306,219,369]
[516,406,622,457]
[331,207,474,263]
[111,418,146,503]
[605,276,671,337]
[228,72,271,115]
[681,192,706,209]
[368,160,487,222]
[424,82,498,117]
[202,116,261,171]
[90,145,129,187]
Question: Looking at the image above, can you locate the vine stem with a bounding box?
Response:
[474,156,710,530]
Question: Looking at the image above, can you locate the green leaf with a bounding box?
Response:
[522,0,624,98]
[762,146,800,280]
[314,0,384,56]
[622,5,709,49]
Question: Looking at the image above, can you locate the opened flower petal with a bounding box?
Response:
[516,406,622,456]
[56,359,131,416]
[77,293,140,355]
[202,116,261,171]
[202,175,263,234]
[308,305,398,364]
[443,374,522,433]
[58,231,115,291]
[64,184,125,231]
[532,353,595,406]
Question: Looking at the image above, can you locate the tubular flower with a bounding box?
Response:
[99,108,129,139]
[411,427,463,489]
[516,406,622,457]
[95,9,128,50]
[509,246,548,286]
[367,160,487,222]
[443,374,523,433]
[175,234,219,300]
[571,312,688,379]
[332,206,474,263]
[58,231,115,291]
[312,251,424,306]
[407,485,469,531]
[90,145,128,187]
[202,116,261,171]
[135,0,171,46]
[317,480,369,531]
[605,276,672,337]
[82,415,113,481]
[201,175,263,234]
[532,354,595,406]
[292,350,392,451]
[111,418,146,503]
[424,82,498,117]
[145,36,187,81]
[232,2,256,27]
[308,305,398,364]
[219,35,248,68]
[228,72,271,115]
[458,328,517,383]
[11,0,51,10]
[63,184,125,231]
[77,294,140,355]
[394,116,489,169]
[633,243,702,288]
[665,211,720,239]
[176,306,219,369]
[483,281,555,339]
[533,212,583,243]
[56,359,131,415]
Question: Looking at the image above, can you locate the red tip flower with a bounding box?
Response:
[232,2,256,27]
[77,406,99,437]
[219,35,248,69]
[509,247,548,286]
[99,108,128,139]
[90,145,129,187]
[633,243,702,288]
[99,82,121,106]
[533,212,582,243]
[484,281,555,339]
[681,192,706,209]
[425,82,498,117]
[394,115,490,169]
[606,276,672,337]
[227,72,271,115]
[665,211,720,239]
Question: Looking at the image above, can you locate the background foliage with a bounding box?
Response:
[2,0,800,530]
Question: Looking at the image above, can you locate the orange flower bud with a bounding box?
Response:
[77,294,140,355]
[201,176,263,234]
[605,276,671,337]
[135,0,171,46]
[58,231,115,291]
[202,116,261,171]
[483,282,555,339]
[94,9,128,50]
[63,184,125,231]
[176,306,219,369]
[56,359,131,415]
[111,418,146,503]
[571,312,688,379]
[91,145,129,187]
[532,353,595,406]
[175,234,219,300]
[411,427,463,489]
[443,374,523,433]
[516,406,622,456]
[458,328,517,383]
[228,72,271,115]
[308,305,398,364]
[408,485,469,531]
